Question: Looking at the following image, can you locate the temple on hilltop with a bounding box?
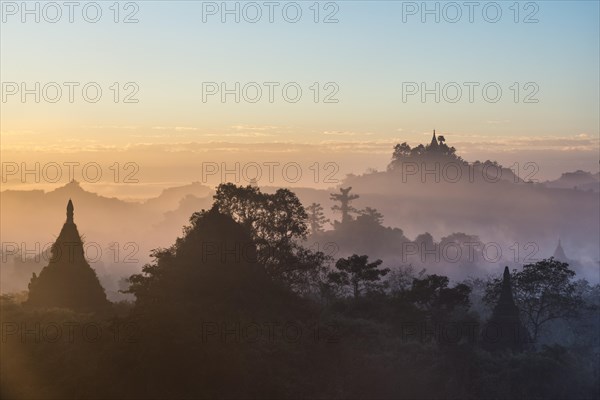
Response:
[389,129,460,171]
[424,129,451,155]
[482,267,531,352]
[26,200,110,312]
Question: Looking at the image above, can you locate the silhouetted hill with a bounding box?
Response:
[544,170,600,192]
[1,180,144,243]
[143,181,213,212]
[291,140,600,281]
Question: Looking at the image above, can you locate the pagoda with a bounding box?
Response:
[482,267,531,352]
[553,239,569,263]
[26,200,110,312]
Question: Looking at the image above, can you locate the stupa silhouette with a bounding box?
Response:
[553,239,569,263]
[482,267,531,352]
[26,200,110,312]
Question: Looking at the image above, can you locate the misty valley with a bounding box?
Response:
[1,137,598,399]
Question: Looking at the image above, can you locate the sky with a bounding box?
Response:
[1,0,599,196]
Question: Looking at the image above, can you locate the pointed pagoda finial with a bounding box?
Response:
[67,199,74,223]
[430,129,438,147]
[503,266,510,283]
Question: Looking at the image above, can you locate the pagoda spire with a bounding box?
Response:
[553,238,568,262]
[482,266,531,352]
[67,199,74,224]
[430,129,439,148]
[499,266,515,305]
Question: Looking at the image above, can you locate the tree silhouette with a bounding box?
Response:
[408,274,471,318]
[213,183,307,244]
[330,187,359,224]
[328,254,390,298]
[211,183,327,289]
[125,206,317,397]
[212,183,306,268]
[128,205,271,311]
[357,207,384,226]
[391,142,411,161]
[306,202,329,234]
